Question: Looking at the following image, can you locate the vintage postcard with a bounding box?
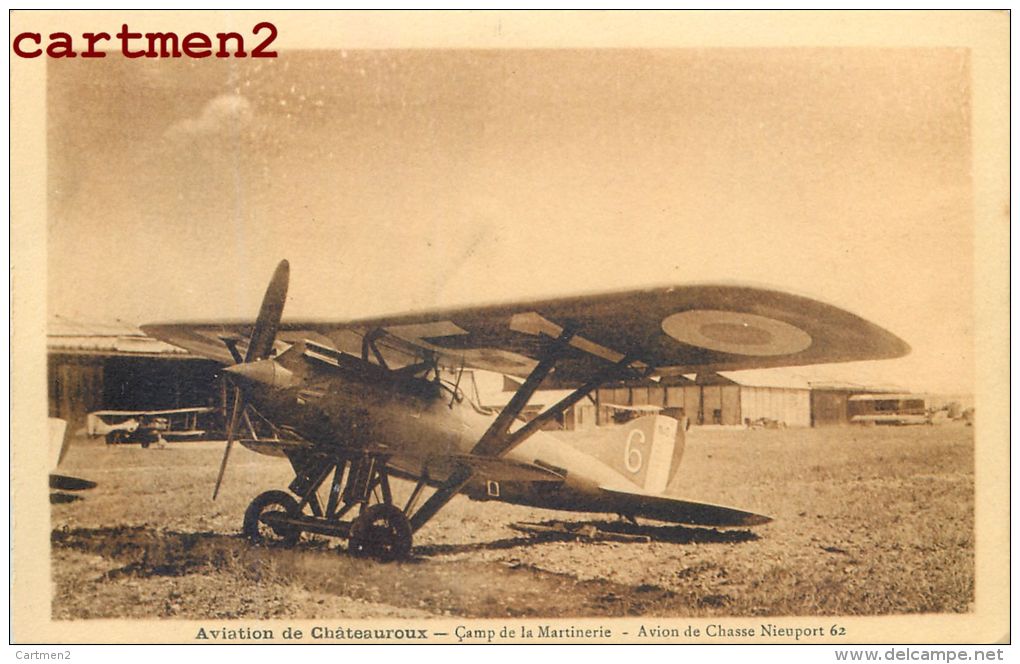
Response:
[10,9,1009,649]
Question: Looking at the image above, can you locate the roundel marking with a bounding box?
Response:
[661,310,812,356]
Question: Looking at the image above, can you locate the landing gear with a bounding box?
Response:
[243,490,301,546]
[349,504,412,561]
[240,453,420,561]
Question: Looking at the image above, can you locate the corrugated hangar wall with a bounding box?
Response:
[598,380,811,427]
[740,386,811,428]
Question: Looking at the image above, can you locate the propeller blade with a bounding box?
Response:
[212,259,288,499]
[245,260,289,363]
[212,387,244,500]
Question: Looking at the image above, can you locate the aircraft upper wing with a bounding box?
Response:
[143,284,909,386]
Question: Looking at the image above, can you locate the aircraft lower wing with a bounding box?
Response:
[386,454,565,484]
[238,437,565,484]
[424,454,565,483]
[598,487,772,527]
[239,438,316,457]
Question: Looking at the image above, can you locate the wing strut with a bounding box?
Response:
[406,329,575,533]
[471,330,643,458]
[470,328,577,457]
[362,328,390,369]
[407,465,473,533]
[406,330,645,534]
[484,354,638,458]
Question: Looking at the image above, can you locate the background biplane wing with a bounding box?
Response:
[144,284,909,386]
[88,407,219,417]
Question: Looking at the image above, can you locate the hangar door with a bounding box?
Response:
[701,386,722,424]
[720,386,741,425]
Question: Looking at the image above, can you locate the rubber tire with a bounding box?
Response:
[348,504,413,561]
[243,490,301,547]
[105,431,123,445]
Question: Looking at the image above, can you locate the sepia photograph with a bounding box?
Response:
[11,10,1009,647]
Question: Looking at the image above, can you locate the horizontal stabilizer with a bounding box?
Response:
[600,487,771,527]
[49,474,97,492]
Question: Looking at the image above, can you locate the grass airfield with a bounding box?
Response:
[51,424,974,619]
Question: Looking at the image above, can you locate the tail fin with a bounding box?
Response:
[585,414,685,495]
[49,417,71,468]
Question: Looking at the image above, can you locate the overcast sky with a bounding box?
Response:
[47,49,973,393]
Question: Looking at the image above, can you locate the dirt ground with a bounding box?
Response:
[50,424,974,619]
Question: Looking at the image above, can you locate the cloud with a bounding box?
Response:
[164,94,255,141]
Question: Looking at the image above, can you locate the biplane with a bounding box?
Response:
[143,261,909,560]
[87,406,222,446]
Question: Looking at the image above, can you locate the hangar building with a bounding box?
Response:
[596,370,812,428]
[466,371,598,431]
[48,316,221,428]
[808,381,903,426]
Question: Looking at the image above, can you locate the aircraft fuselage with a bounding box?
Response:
[233,354,661,516]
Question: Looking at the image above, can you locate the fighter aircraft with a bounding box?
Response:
[143,261,908,560]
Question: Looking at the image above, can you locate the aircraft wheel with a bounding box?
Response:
[243,490,301,547]
[348,504,412,561]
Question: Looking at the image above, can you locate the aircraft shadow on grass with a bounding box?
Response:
[51,519,757,576]
[52,524,752,619]
[415,519,759,556]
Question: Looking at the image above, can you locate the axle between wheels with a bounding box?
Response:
[240,454,416,561]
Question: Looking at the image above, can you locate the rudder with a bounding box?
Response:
[587,414,684,494]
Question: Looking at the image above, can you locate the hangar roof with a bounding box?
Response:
[848,393,926,402]
[711,370,811,390]
[48,315,193,357]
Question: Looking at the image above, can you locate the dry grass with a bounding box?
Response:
[50,423,974,618]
